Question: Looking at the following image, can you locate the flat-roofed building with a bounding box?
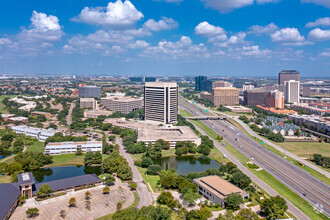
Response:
[80,98,97,109]
[11,125,57,142]
[31,111,52,119]
[79,85,102,98]
[144,82,178,124]
[45,141,102,155]
[84,110,113,118]
[225,106,252,113]
[243,89,267,106]
[1,114,15,121]
[101,96,143,114]
[193,175,249,207]
[212,87,239,107]
[285,80,300,103]
[212,80,233,88]
[264,90,284,109]
[200,92,212,101]
[8,117,28,123]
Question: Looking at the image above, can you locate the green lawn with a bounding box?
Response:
[275,141,330,157]
[45,154,84,167]
[142,175,160,193]
[26,141,44,152]
[191,118,327,220]
[0,175,11,183]
[95,191,139,220]
[179,109,193,117]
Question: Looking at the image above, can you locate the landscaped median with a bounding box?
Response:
[190,115,328,220]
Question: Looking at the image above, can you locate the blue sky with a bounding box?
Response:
[0,0,329,77]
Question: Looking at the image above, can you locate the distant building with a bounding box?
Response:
[225,106,252,113]
[1,114,15,121]
[11,125,58,142]
[278,70,300,86]
[195,76,212,92]
[84,110,113,118]
[212,80,233,88]
[264,90,284,109]
[101,96,143,114]
[8,117,28,123]
[145,77,156,82]
[243,89,267,106]
[45,141,102,155]
[193,175,249,207]
[285,80,300,103]
[200,92,212,101]
[302,86,311,97]
[80,98,97,109]
[288,114,330,132]
[212,87,239,107]
[243,84,255,91]
[129,77,143,82]
[78,85,102,98]
[144,82,178,124]
[31,111,52,119]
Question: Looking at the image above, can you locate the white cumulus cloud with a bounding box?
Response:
[73,0,143,27]
[248,23,278,35]
[306,17,330,28]
[271,28,305,42]
[202,0,254,13]
[143,17,178,31]
[301,0,330,8]
[308,28,330,41]
[195,21,225,36]
[320,48,330,57]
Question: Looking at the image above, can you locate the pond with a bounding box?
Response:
[154,156,221,175]
[0,151,12,160]
[31,166,101,183]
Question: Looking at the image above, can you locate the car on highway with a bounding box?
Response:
[235,138,239,141]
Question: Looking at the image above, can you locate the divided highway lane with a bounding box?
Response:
[179,97,330,218]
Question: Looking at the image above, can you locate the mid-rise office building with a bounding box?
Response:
[195,76,212,92]
[44,141,102,155]
[212,87,239,107]
[212,80,233,88]
[285,80,300,103]
[78,86,102,98]
[145,77,156,82]
[11,125,57,142]
[144,82,178,124]
[264,90,284,109]
[278,70,300,85]
[80,98,97,109]
[100,96,143,114]
[243,89,267,106]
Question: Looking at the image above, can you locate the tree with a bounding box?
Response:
[36,184,52,198]
[186,207,212,220]
[175,147,184,156]
[85,200,91,210]
[69,197,76,207]
[105,175,115,185]
[183,190,199,205]
[146,164,163,175]
[261,196,287,219]
[224,193,243,210]
[59,210,66,218]
[85,191,91,200]
[141,157,153,168]
[237,208,259,220]
[84,151,95,166]
[93,151,103,164]
[26,208,39,218]
[117,202,122,211]
[19,195,26,205]
[76,149,83,155]
[155,139,170,150]
[157,192,174,205]
[230,172,251,189]
[196,144,211,156]
[103,186,110,194]
[130,183,137,190]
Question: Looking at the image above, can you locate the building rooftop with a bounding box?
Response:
[213,87,238,91]
[46,141,102,146]
[0,183,20,220]
[145,82,177,87]
[194,175,246,199]
[138,126,199,141]
[101,96,142,102]
[11,125,57,136]
[17,172,35,185]
[80,98,96,101]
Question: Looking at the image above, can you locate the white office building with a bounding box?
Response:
[11,125,57,142]
[144,82,178,124]
[44,141,102,155]
[284,80,300,103]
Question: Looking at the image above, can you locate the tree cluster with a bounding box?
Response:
[45,132,87,145]
[312,154,329,168]
[261,195,288,219]
[84,151,103,166]
[112,205,172,220]
[101,151,133,180]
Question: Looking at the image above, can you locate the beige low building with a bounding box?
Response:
[212,87,239,107]
[80,98,97,109]
[225,106,252,113]
[104,118,201,147]
[200,92,212,101]
[193,175,249,207]
[101,96,143,114]
[31,111,52,119]
[84,110,113,118]
[212,80,233,88]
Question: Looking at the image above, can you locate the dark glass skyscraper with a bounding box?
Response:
[195,76,211,92]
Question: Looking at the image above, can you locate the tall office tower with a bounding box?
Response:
[195,76,207,91]
[212,87,239,107]
[79,85,102,98]
[243,89,267,106]
[144,82,178,124]
[278,70,300,85]
[285,80,300,103]
[264,90,284,109]
[212,80,233,88]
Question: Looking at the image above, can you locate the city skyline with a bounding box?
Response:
[0,0,329,76]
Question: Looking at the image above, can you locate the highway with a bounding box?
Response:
[179,97,330,218]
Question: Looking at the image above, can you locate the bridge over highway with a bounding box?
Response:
[185,115,226,120]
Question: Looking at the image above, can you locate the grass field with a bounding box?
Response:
[191,118,327,220]
[96,191,139,220]
[26,141,44,152]
[275,141,330,157]
[0,175,11,183]
[142,175,160,193]
[45,154,84,167]
[179,109,193,117]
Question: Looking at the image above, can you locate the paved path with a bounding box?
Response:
[223,113,330,179]
[0,146,26,162]
[66,103,75,125]
[116,138,153,209]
